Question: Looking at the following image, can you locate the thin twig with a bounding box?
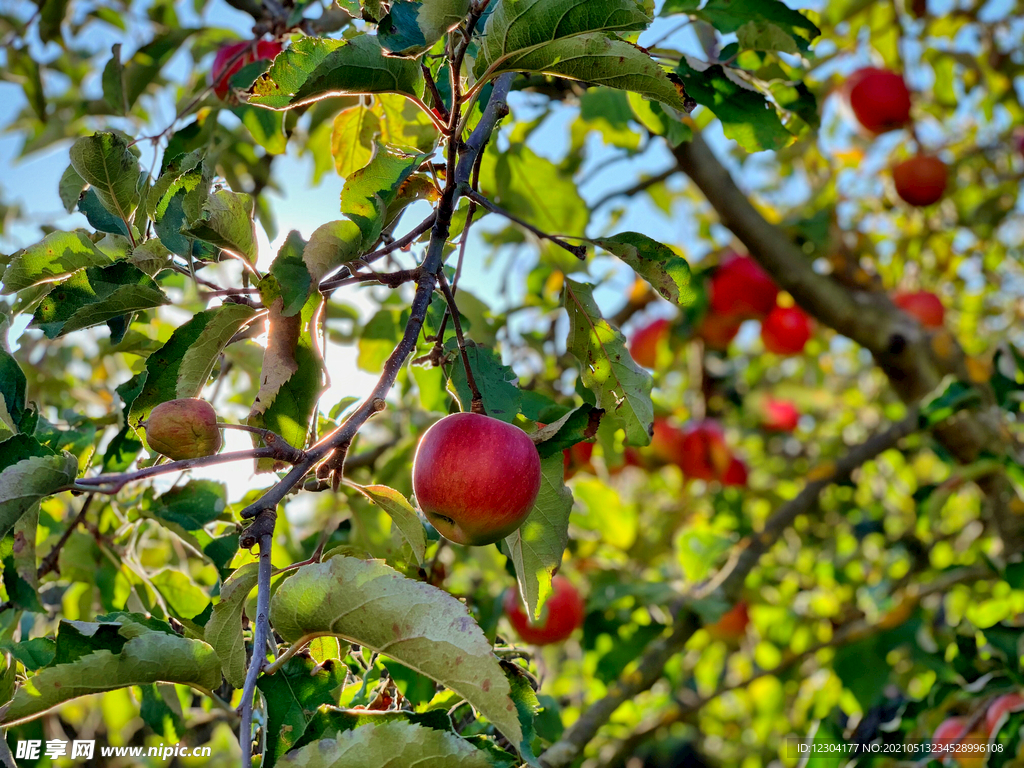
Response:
[590,167,675,211]
[238,529,274,768]
[318,214,437,294]
[459,186,587,260]
[436,271,484,414]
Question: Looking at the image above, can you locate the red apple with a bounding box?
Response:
[986,693,1024,735]
[762,397,799,432]
[413,413,541,546]
[504,575,585,645]
[629,318,670,369]
[679,420,732,482]
[722,457,748,487]
[761,306,812,355]
[893,290,945,328]
[563,441,594,480]
[697,312,743,351]
[649,417,687,466]
[707,601,749,641]
[843,67,912,134]
[932,717,987,768]
[145,398,222,461]
[893,155,947,206]
[211,40,283,100]
[709,254,779,318]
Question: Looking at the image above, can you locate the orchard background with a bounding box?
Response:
[0,0,1023,766]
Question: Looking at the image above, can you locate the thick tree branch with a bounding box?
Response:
[238,526,274,768]
[539,412,920,768]
[670,131,1017,548]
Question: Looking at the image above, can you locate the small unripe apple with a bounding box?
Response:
[146,398,222,461]
[412,413,541,546]
[893,290,945,328]
[504,575,584,645]
[680,420,732,481]
[710,254,778,318]
[722,457,748,487]
[761,305,812,355]
[932,717,987,768]
[986,693,1024,735]
[211,40,283,100]
[697,312,743,351]
[629,318,670,369]
[893,155,947,206]
[707,601,749,641]
[761,397,800,432]
[842,67,913,134]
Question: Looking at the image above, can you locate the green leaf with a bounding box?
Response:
[0,451,78,540]
[181,189,259,264]
[292,707,454,752]
[265,231,311,318]
[0,231,113,294]
[270,556,523,747]
[563,278,653,446]
[58,165,87,213]
[78,187,131,237]
[129,238,172,276]
[340,144,428,243]
[442,339,521,422]
[481,33,693,114]
[673,60,792,152]
[121,29,196,110]
[278,720,492,768]
[532,404,603,458]
[664,0,820,54]
[248,293,326,468]
[6,49,46,122]
[358,308,407,373]
[332,105,381,178]
[148,150,211,257]
[206,563,258,689]
[349,484,427,565]
[676,525,734,582]
[233,104,288,155]
[31,261,169,338]
[257,655,349,765]
[0,625,221,726]
[37,0,69,44]
[0,350,27,434]
[476,0,653,75]
[151,569,211,620]
[920,380,982,428]
[102,44,127,114]
[68,132,143,229]
[302,219,366,282]
[149,480,228,530]
[378,0,471,57]
[504,455,572,622]
[591,232,693,306]
[127,304,257,429]
[248,35,424,111]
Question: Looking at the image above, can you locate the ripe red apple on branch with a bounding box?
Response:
[893,155,948,206]
[697,311,743,351]
[679,420,733,482]
[145,398,222,461]
[706,601,750,642]
[893,290,945,328]
[842,67,913,134]
[211,40,283,100]
[761,397,800,432]
[931,717,987,768]
[761,305,812,355]
[628,317,670,368]
[709,253,779,318]
[563,441,594,480]
[504,575,585,645]
[412,412,541,546]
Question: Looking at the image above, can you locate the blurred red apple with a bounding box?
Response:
[762,397,799,432]
[563,441,594,480]
[710,254,778,318]
[893,290,945,328]
[893,155,947,206]
[629,318,670,368]
[932,717,986,768]
[680,420,732,481]
[504,575,584,645]
[986,693,1024,735]
[761,306,812,355]
[697,312,743,351]
[722,457,748,487]
[707,601,749,641]
[649,418,687,466]
[211,40,283,100]
[413,413,541,546]
[842,67,912,134]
